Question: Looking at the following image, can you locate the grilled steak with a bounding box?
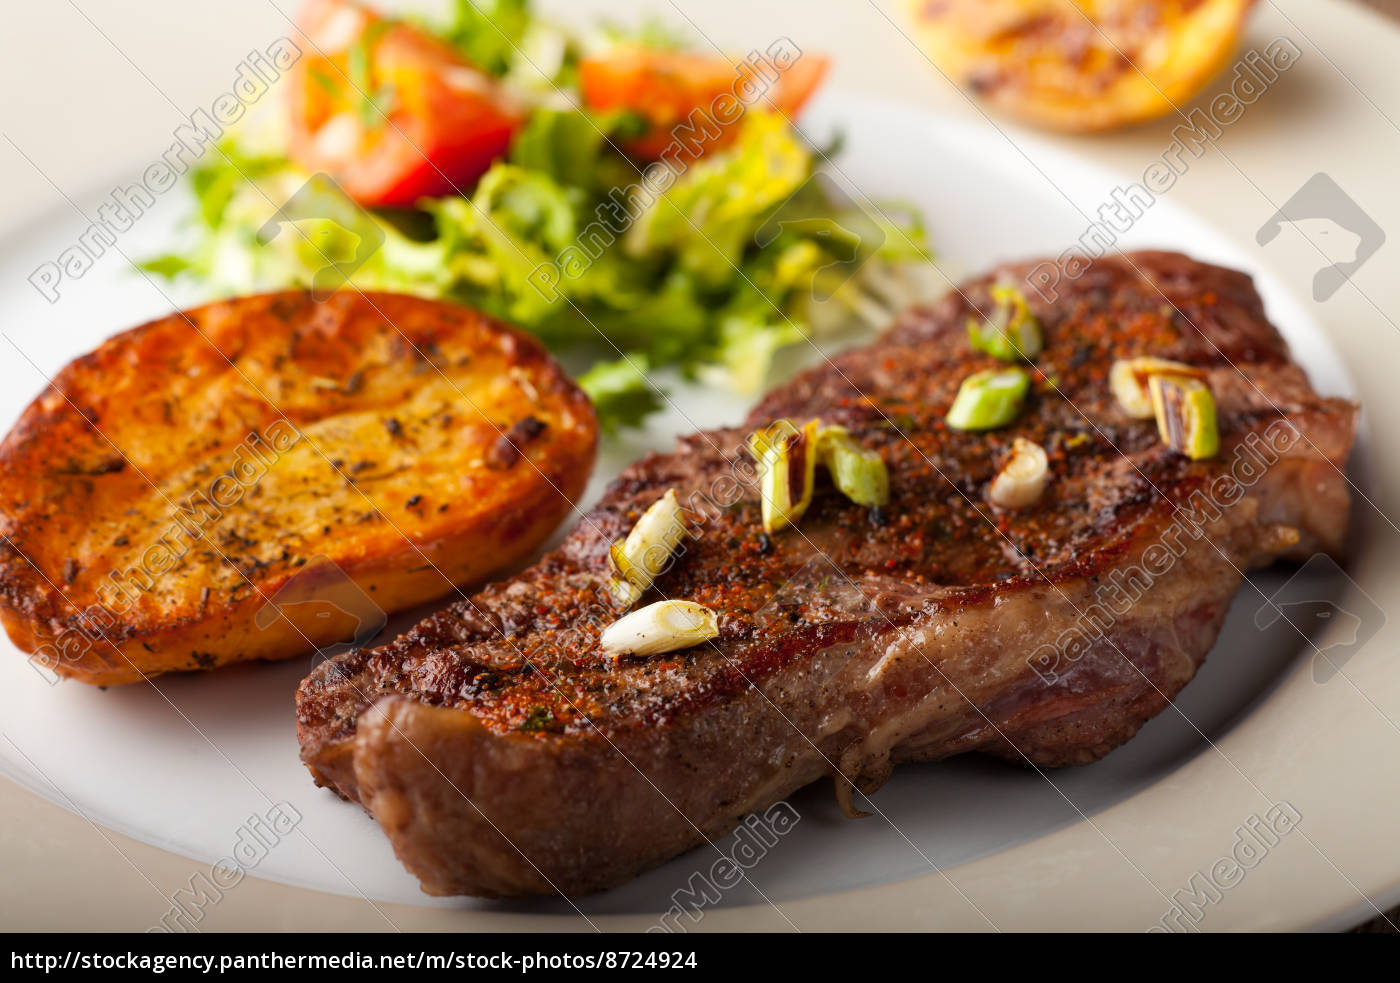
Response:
[297,251,1357,898]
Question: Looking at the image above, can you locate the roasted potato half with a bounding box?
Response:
[904,0,1257,132]
[0,291,597,685]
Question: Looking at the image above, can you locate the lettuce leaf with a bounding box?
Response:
[142,105,931,431]
[577,355,662,434]
[436,0,534,78]
[625,114,812,287]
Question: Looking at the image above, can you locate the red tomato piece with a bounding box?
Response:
[580,45,829,160]
[288,0,522,208]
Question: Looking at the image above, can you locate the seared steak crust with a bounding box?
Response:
[297,251,1357,897]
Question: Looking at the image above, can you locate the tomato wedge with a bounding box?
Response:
[579,45,829,161]
[288,0,522,208]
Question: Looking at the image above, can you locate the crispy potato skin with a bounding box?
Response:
[905,0,1257,132]
[0,291,596,685]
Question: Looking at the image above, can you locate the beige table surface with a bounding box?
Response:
[1,0,1398,933]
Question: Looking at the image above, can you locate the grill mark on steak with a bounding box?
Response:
[296,251,1358,897]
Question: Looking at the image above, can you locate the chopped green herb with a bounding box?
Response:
[520,705,556,732]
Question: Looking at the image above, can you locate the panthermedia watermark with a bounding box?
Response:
[648,801,801,933]
[256,173,387,301]
[149,802,303,933]
[26,38,302,304]
[755,172,889,303]
[1028,37,1302,303]
[254,554,388,669]
[502,424,774,687]
[526,38,809,303]
[1028,419,1302,685]
[1254,553,1387,684]
[1256,172,1385,301]
[25,420,304,684]
[1146,801,1301,933]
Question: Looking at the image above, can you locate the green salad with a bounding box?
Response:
[143,0,931,431]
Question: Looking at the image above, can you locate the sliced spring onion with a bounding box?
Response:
[1149,374,1220,460]
[747,418,819,534]
[607,488,688,608]
[816,425,889,508]
[988,437,1050,509]
[599,600,719,658]
[946,368,1030,431]
[1110,357,1205,419]
[967,285,1043,362]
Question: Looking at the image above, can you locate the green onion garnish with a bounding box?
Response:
[1149,375,1220,460]
[607,488,687,609]
[946,368,1030,431]
[816,425,889,508]
[748,419,819,534]
[1110,357,1203,418]
[967,285,1043,362]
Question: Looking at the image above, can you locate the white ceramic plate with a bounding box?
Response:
[0,0,1397,933]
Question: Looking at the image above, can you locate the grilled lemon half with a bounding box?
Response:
[904,0,1257,132]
